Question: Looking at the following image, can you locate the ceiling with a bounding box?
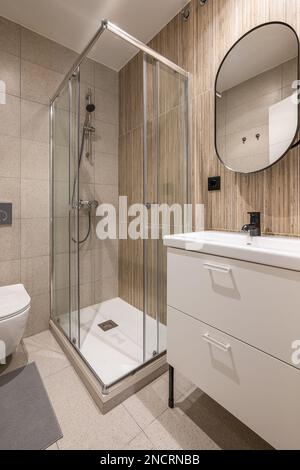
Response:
[0,0,190,70]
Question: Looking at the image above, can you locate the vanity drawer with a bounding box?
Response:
[167,306,300,450]
[167,248,300,368]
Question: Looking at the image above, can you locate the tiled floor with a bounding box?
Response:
[0,330,272,450]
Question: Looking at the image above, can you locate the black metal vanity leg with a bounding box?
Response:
[168,365,175,409]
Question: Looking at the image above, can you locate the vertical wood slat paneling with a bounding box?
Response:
[269,0,285,22]
[119,0,300,316]
[132,127,144,311]
[286,0,300,34]
[193,0,214,97]
[118,125,144,310]
[233,0,269,35]
[178,0,195,74]
[149,16,180,64]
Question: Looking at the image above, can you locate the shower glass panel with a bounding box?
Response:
[144,57,189,361]
[52,72,80,344]
[69,71,81,348]
[51,21,189,394]
[157,62,189,353]
[52,83,71,338]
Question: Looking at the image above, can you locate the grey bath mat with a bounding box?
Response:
[0,362,63,450]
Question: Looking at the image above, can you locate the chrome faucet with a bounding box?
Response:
[73,200,99,211]
[242,212,261,237]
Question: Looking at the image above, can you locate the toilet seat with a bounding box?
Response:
[0,284,31,322]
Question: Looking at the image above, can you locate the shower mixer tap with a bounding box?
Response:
[73,200,99,211]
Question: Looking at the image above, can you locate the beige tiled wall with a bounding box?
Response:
[0,15,119,336]
[0,16,77,336]
[51,57,119,315]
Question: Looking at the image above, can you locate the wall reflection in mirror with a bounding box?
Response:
[215,22,299,174]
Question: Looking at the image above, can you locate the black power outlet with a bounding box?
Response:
[208,176,221,191]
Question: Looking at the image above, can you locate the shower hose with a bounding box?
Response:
[72,210,91,245]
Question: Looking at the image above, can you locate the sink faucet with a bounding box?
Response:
[242,212,261,237]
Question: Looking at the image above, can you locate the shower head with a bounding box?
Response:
[83,102,96,130]
[86,103,96,113]
[83,103,96,133]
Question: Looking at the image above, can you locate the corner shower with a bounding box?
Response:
[50,20,189,398]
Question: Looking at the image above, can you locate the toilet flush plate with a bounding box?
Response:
[0,203,12,225]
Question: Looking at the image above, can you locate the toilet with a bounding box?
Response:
[0,284,31,361]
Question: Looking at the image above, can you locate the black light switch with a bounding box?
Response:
[0,203,12,225]
[208,176,221,191]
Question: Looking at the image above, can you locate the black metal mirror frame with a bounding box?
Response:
[214,21,300,174]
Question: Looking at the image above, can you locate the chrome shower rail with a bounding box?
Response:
[105,21,189,78]
[50,19,189,104]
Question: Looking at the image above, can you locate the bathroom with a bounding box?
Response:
[0,0,299,455]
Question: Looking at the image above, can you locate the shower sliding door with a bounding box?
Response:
[51,71,81,346]
[69,71,81,348]
[143,56,189,362]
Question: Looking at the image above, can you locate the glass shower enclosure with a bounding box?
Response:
[50,20,189,394]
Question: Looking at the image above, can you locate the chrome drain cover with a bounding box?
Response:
[98,320,118,332]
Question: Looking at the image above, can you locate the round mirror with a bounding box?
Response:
[215,22,299,174]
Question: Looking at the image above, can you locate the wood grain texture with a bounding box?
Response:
[118,0,300,322]
[188,0,299,236]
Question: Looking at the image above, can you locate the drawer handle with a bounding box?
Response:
[203,262,231,274]
[202,333,231,352]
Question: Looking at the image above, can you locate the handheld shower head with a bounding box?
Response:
[83,102,96,130]
[86,103,96,113]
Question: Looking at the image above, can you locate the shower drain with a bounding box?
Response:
[98,320,118,332]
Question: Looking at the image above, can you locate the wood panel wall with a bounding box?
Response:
[119,0,300,314]
[118,52,144,311]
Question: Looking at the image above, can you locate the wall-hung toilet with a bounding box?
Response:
[0,284,31,361]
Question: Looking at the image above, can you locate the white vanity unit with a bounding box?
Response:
[164,231,300,450]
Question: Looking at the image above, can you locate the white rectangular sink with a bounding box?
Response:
[164,231,300,271]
